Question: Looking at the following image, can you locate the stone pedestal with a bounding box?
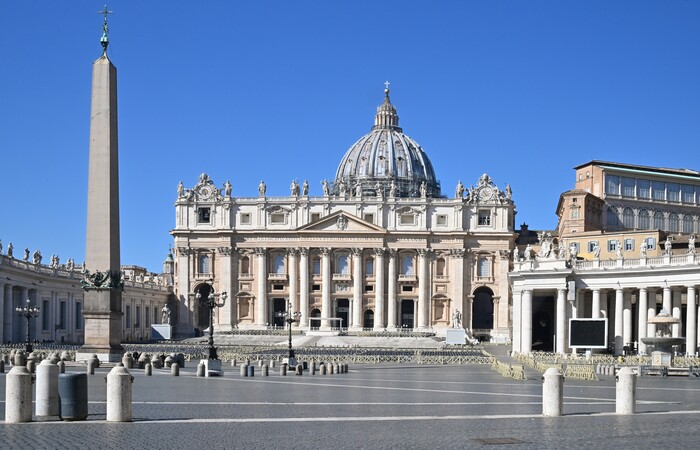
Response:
[446,328,466,345]
[201,358,223,377]
[151,324,172,340]
[651,351,672,367]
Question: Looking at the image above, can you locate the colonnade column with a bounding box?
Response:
[662,287,672,313]
[351,248,363,331]
[512,291,521,353]
[3,284,12,343]
[638,288,648,354]
[255,248,267,327]
[614,288,624,356]
[299,249,309,328]
[521,290,532,353]
[556,288,566,354]
[374,248,385,331]
[321,248,331,330]
[591,289,601,319]
[217,247,233,331]
[288,249,298,325]
[687,286,697,355]
[672,289,682,337]
[387,250,397,330]
[0,282,4,343]
[623,292,632,350]
[647,289,657,341]
[416,249,429,330]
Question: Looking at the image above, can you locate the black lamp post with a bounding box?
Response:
[16,298,40,353]
[276,301,301,360]
[195,282,228,360]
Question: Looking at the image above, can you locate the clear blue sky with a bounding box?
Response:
[2,1,700,272]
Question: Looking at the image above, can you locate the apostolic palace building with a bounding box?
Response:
[171,88,516,342]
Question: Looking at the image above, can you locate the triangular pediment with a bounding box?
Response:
[298,211,385,233]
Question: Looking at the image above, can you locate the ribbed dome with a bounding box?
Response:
[333,87,441,198]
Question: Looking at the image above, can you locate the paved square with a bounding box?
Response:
[2,363,700,448]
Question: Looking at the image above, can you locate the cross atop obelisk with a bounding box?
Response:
[98,5,113,54]
[78,5,123,362]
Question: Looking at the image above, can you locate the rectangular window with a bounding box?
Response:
[605,175,620,195]
[607,240,616,252]
[587,241,599,252]
[240,213,251,225]
[198,207,211,223]
[436,214,447,226]
[312,259,321,275]
[571,207,579,219]
[667,183,680,202]
[624,239,634,251]
[312,284,321,291]
[125,305,131,328]
[273,284,284,291]
[682,185,695,204]
[42,300,50,331]
[364,285,374,292]
[477,257,490,277]
[135,306,141,327]
[76,302,83,330]
[621,177,635,197]
[270,213,285,224]
[311,213,321,222]
[363,213,374,223]
[400,214,415,225]
[402,285,413,292]
[364,259,374,275]
[652,181,665,201]
[59,301,66,330]
[646,237,656,250]
[637,179,650,199]
[478,210,491,226]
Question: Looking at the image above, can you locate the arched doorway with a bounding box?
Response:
[472,287,494,330]
[400,300,414,329]
[194,283,212,333]
[363,309,374,329]
[272,298,286,328]
[336,299,349,330]
[310,308,321,330]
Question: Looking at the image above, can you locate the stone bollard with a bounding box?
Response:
[145,363,152,376]
[152,357,163,369]
[542,367,564,417]
[258,360,263,367]
[270,360,276,368]
[3,353,10,365]
[320,364,327,375]
[60,350,71,362]
[36,359,60,417]
[231,359,237,367]
[5,364,33,423]
[26,359,36,374]
[262,364,269,376]
[295,364,302,376]
[49,354,60,365]
[240,364,248,377]
[164,355,175,368]
[0,359,4,373]
[311,363,316,375]
[14,351,26,367]
[197,362,205,377]
[329,364,335,375]
[171,363,180,377]
[138,354,150,369]
[106,363,133,422]
[57,360,65,374]
[616,367,636,415]
[247,365,255,377]
[280,363,287,376]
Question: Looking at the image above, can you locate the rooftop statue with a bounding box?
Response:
[258,180,266,197]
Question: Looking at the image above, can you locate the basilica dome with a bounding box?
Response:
[333,87,441,198]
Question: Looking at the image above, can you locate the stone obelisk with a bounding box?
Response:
[77,7,123,362]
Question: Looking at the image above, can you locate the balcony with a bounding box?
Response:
[332,273,352,281]
[398,274,417,282]
[267,273,288,281]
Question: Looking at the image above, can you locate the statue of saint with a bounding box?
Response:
[455,181,464,198]
[338,180,346,197]
[512,247,519,263]
[290,179,300,197]
[689,235,696,254]
[7,242,13,258]
[258,180,266,197]
[302,180,309,196]
[505,184,512,200]
[420,181,427,198]
[161,304,171,325]
[321,179,330,196]
[354,182,362,198]
[569,243,578,260]
[524,244,533,261]
[224,180,232,197]
[177,181,185,198]
[389,180,397,198]
[591,241,600,259]
[374,182,383,199]
[32,249,42,265]
[0,239,3,255]
[23,247,30,262]
[452,309,462,328]
[615,240,623,259]
[640,240,648,257]
[664,237,672,255]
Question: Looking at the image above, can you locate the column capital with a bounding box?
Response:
[450,249,465,259]
[320,247,331,256]
[351,248,363,257]
[254,247,267,256]
[286,248,298,257]
[373,247,386,257]
[298,248,309,257]
[217,247,232,256]
[388,248,398,258]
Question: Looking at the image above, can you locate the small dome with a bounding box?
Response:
[333,86,441,198]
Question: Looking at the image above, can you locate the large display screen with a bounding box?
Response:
[569,318,608,348]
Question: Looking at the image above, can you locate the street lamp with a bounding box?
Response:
[276,301,301,364]
[16,298,40,353]
[194,282,228,360]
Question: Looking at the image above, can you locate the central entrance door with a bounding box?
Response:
[272,298,286,327]
[195,283,212,333]
[400,300,414,329]
[336,299,349,330]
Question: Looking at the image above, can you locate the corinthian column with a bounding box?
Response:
[387,250,397,330]
[288,249,298,325]
[417,249,429,330]
[299,248,309,328]
[321,248,331,330]
[351,248,363,331]
[374,248,385,331]
[255,248,267,327]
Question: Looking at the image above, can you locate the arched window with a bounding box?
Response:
[436,258,446,276]
[273,254,285,274]
[337,254,349,275]
[477,257,490,277]
[638,209,650,230]
[622,208,634,228]
[653,211,664,230]
[240,256,250,274]
[668,213,679,233]
[198,255,210,274]
[401,255,414,275]
[684,215,694,234]
[606,208,620,228]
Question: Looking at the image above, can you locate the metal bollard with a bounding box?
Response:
[270,360,276,368]
[36,359,60,417]
[320,364,327,375]
[280,363,287,376]
[330,364,335,375]
[197,362,205,377]
[616,367,636,414]
[5,365,33,423]
[258,360,263,367]
[240,364,248,377]
[106,363,133,422]
[145,363,152,376]
[171,363,180,376]
[247,365,255,377]
[296,364,303,376]
[57,360,65,374]
[0,359,4,373]
[542,367,564,417]
[311,363,316,375]
[262,364,269,376]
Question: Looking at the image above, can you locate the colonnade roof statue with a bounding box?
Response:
[333,82,441,199]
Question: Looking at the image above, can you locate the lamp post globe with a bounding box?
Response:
[194,281,227,361]
[16,298,40,353]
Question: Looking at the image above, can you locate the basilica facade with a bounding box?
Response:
[171,88,517,342]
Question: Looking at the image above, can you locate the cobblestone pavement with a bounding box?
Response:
[2,363,700,448]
